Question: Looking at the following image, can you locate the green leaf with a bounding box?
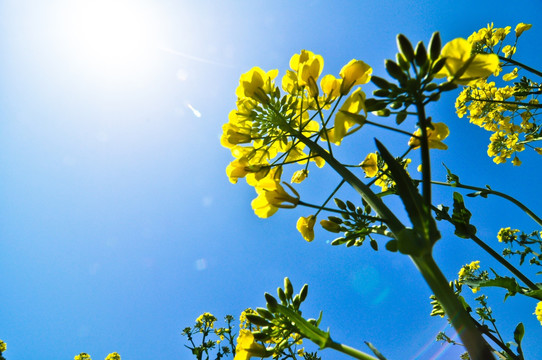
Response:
[451,192,477,239]
[442,163,460,185]
[375,139,440,251]
[463,275,521,297]
[514,322,525,358]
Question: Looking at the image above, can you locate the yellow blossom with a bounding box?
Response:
[251,180,299,218]
[360,153,378,177]
[0,340,6,353]
[320,74,342,101]
[324,88,366,145]
[408,122,450,150]
[234,330,272,360]
[436,38,499,85]
[502,68,518,82]
[515,23,532,37]
[297,215,316,241]
[291,169,309,183]
[535,301,542,326]
[236,67,279,104]
[74,354,92,360]
[339,59,372,95]
[105,353,121,360]
[502,45,516,58]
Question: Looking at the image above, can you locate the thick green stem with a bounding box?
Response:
[327,341,379,360]
[413,254,495,360]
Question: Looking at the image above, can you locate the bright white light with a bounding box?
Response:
[56,0,163,81]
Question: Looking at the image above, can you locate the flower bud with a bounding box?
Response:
[320,219,341,233]
[284,277,294,299]
[415,41,428,67]
[265,293,279,312]
[428,32,441,61]
[397,34,415,62]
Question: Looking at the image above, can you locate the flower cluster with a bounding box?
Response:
[222,50,374,217]
[497,227,520,243]
[455,22,540,165]
[73,352,121,360]
[535,301,542,326]
[457,260,484,293]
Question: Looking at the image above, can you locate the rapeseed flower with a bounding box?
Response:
[234,330,272,360]
[297,215,316,241]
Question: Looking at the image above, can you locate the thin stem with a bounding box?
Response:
[364,119,421,138]
[327,340,379,360]
[314,179,345,217]
[498,55,542,78]
[430,180,542,227]
[469,233,538,290]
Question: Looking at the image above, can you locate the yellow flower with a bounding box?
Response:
[325,88,366,145]
[408,122,450,150]
[297,215,316,242]
[196,313,217,328]
[339,59,372,95]
[515,23,532,37]
[320,74,342,101]
[251,180,299,218]
[105,353,121,360]
[289,50,324,97]
[502,45,516,58]
[0,340,6,353]
[535,301,542,326]
[502,68,518,82]
[291,169,308,183]
[360,152,378,177]
[234,329,272,360]
[236,67,279,104]
[74,353,92,360]
[497,227,519,243]
[436,38,499,85]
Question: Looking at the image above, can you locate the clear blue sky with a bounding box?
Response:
[1,1,541,359]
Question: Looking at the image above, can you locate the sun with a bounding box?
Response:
[56,0,164,83]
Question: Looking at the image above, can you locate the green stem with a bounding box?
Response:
[328,341,379,360]
[498,55,542,78]
[430,180,542,227]
[469,234,538,290]
[291,127,405,235]
[413,254,495,360]
[416,101,432,212]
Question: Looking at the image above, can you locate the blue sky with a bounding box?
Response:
[1,1,542,359]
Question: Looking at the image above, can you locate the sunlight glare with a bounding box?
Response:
[59,0,163,81]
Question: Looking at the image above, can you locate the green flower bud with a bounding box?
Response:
[389,101,402,109]
[245,314,270,327]
[373,108,391,117]
[299,284,308,302]
[277,286,287,304]
[397,34,415,62]
[373,89,390,98]
[371,76,392,89]
[265,293,279,312]
[439,81,458,92]
[256,307,274,321]
[334,198,347,210]
[415,41,428,67]
[370,239,378,251]
[321,220,342,233]
[385,60,406,82]
[428,32,442,61]
[396,53,410,71]
[431,57,447,75]
[284,277,294,299]
[365,98,387,112]
[425,83,438,92]
[396,111,407,125]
